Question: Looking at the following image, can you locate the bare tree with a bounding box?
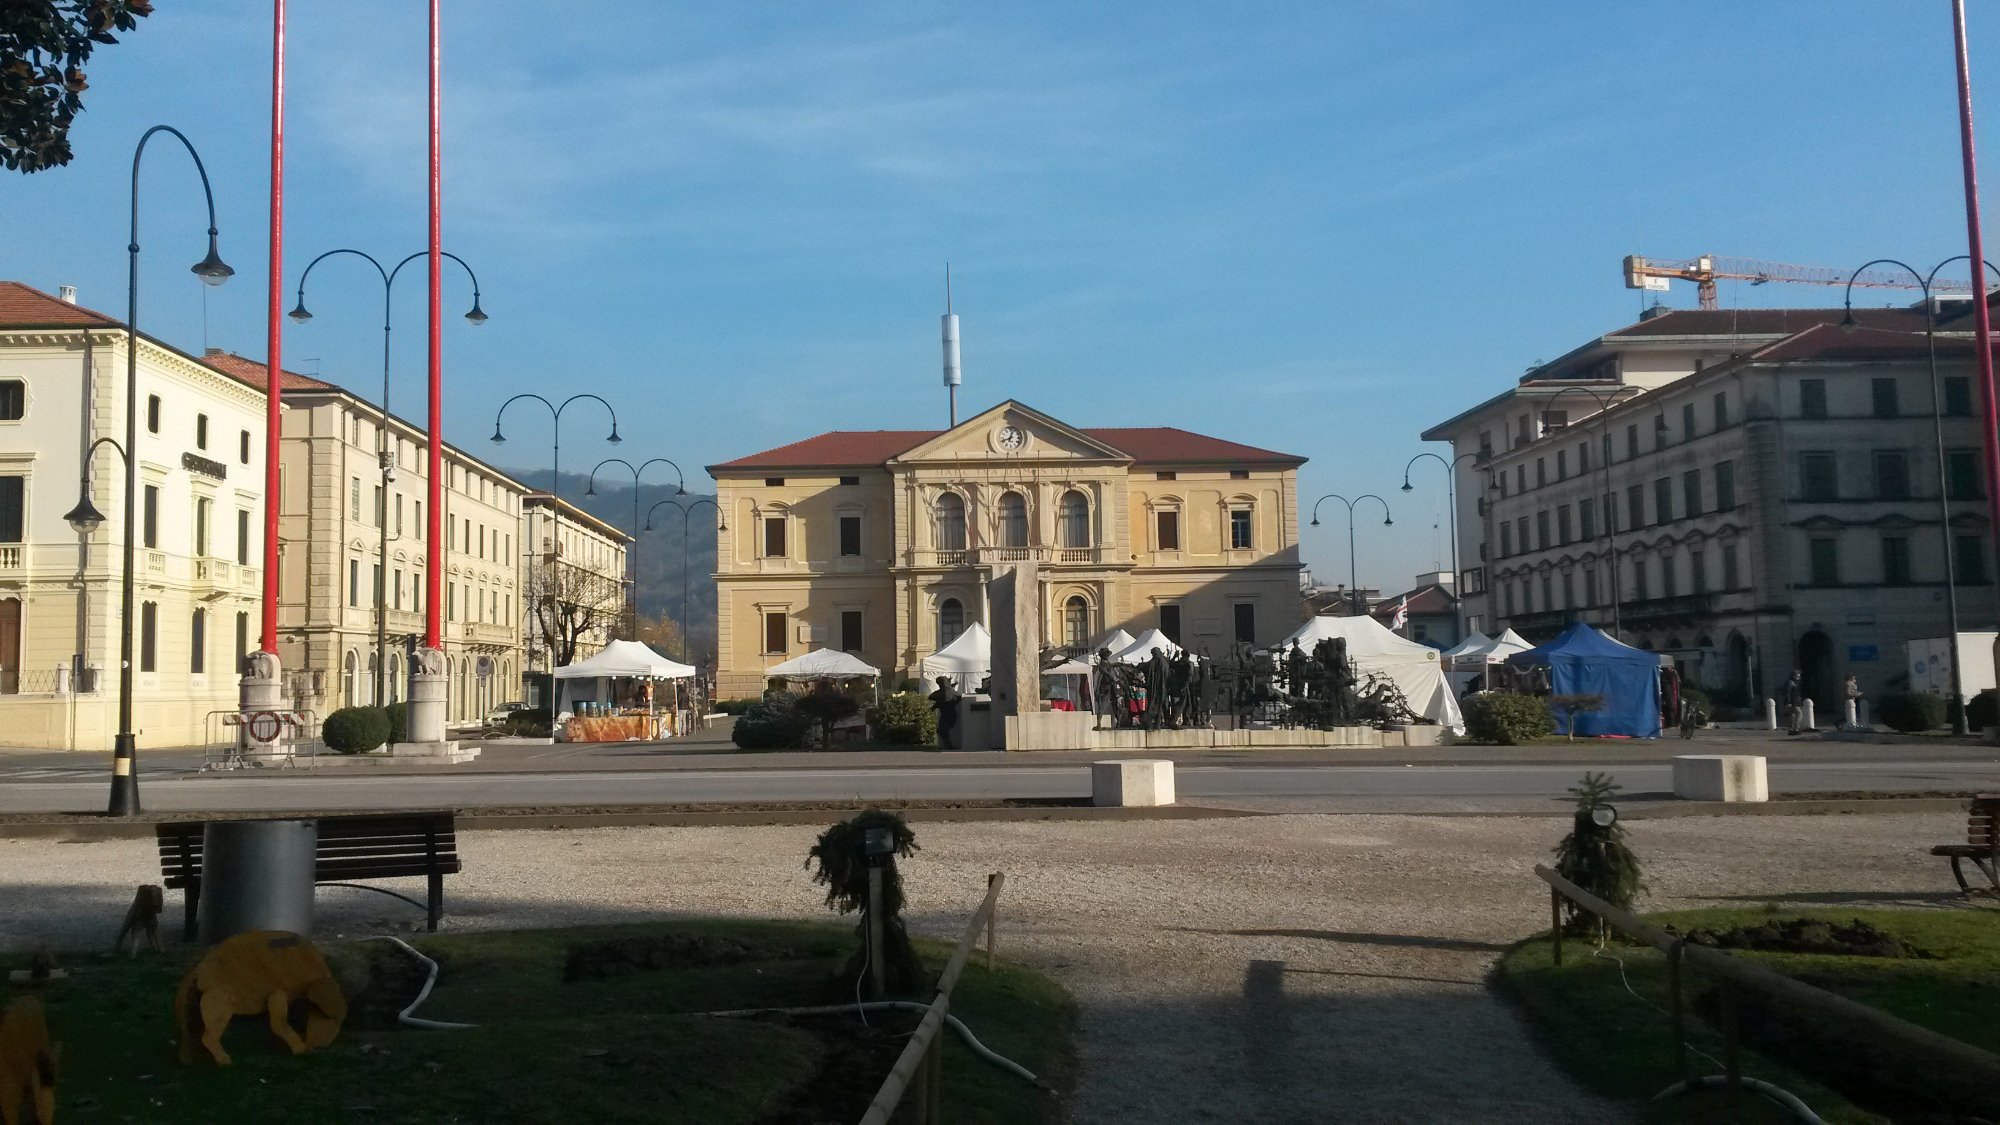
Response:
[524,557,625,671]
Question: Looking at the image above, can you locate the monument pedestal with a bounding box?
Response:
[399,645,479,764]
[237,651,289,765]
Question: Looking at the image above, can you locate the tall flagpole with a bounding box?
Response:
[260,0,285,652]
[406,0,453,750]
[1952,0,2000,550]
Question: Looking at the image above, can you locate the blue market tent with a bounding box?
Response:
[1505,623,1662,738]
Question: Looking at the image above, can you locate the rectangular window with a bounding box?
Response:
[235,612,248,669]
[1233,603,1256,644]
[1948,449,1982,500]
[1692,550,1707,593]
[1626,424,1639,459]
[142,484,158,548]
[447,582,456,621]
[1541,575,1554,612]
[193,497,210,556]
[1809,538,1840,585]
[1601,432,1612,467]
[839,475,860,486]
[0,381,21,420]
[1873,450,1910,500]
[1713,391,1729,429]
[373,564,383,607]
[763,611,787,655]
[146,395,160,433]
[1556,504,1572,545]
[1715,461,1736,511]
[1945,375,1973,417]
[1579,441,1591,473]
[239,429,251,464]
[1604,491,1618,534]
[1653,477,1673,525]
[139,602,156,671]
[1956,534,1987,583]
[1159,604,1182,644]
[1556,450,1567,481]
[1872,377,1899,418]
[1229,508,1253,550]
[839,514,862,557]
[1800,378,1827,419]
[1882,536,1912,585]
[1157,510,1180,551]
[1502,582,1515,616]
[1500,522,1514,557]
[1516,465,1526,493]
[189,609,205,673]
[1517,516,1529,553]
[350,477,362,521]
[1681,402,1696,440]
[373,485,385,528]
[1155,471,1176,481]
[1682,469,1702,518]
[1579,497,1596,541]
[763,516,787,558]
[1626,484,1645,529]
[1560,571,1574,610]
[1632,558,1648,601]
[237,509,250,565]
[1583,567,1597,606]
[1660,553,1676,598]
[349,560,359,607]
[1536,457,1547,487]
[395,494,404,537]
[1536,510,1550,549]
[0,477,21,542]
[195,413,209,450]
[840,610,863,652]
[1723,544,1741,590]
[393,568,404,610]
[1800,452,1838,501]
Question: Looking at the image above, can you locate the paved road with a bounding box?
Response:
[4,756,1999,814]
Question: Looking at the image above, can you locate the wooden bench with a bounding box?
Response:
[1930,794,1999,895]
[157,811,462,941]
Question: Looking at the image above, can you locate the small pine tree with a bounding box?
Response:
[805,810,926,996]
[1552,772,1644,937]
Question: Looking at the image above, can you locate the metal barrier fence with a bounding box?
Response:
[202,709,321,771]
[1535,864,2000,1107]
[859,872,1006,1125]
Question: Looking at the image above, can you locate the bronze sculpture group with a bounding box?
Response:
[1195,638,1420,731]
[1092,647,1212,730]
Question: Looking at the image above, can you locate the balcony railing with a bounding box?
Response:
[910,545,1107,568]
[145,550,166,575]
[0,545,21,571]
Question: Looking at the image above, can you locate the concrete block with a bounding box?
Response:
[1671,755,1768,802]
[1091,759,1176,807]
[1003,710,1096,751]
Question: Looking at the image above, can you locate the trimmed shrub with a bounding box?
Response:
[712,698,760,716]
[322,706,390,755]
[1964,690,1999,732]
[506,707,551,737]
[795,688,861,745]
[868,691,938,746]
[1877,691,1947,733]
[1463,692,1555,745]
[384,701,408,744]
[731,692,811,750]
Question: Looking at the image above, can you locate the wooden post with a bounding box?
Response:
[1549,886,1563,965]
[984,872,997,970]
[1667,941,1688,1081]
[867,865,886,997]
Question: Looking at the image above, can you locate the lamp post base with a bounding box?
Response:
[401,645,477,763]
[107,731,139,816]
[237,650,290,765]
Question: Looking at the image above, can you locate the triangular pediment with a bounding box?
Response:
[890,400,1129,465]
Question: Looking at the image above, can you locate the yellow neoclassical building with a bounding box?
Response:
[707,400,1306,697]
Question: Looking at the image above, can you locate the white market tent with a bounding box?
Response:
[766,648,882,681]
[1111,628,1191,665]
[1443,628,1533,691]
[1094,628,1138,657]
[920,622,991,687]
[1273,615,1465,734]
[552,640,696,716]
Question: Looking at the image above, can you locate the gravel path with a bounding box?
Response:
[0,811,1971,1123]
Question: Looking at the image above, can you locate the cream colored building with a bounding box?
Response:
[521,493,631,700]
[205,353,529,728]
[707,400,1305,698]
[0,281,269,749]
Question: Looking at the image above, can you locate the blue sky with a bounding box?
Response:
[5,1,1999,591]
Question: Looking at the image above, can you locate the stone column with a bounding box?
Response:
[238,649,287,764]
[400,645,475,762]
[987,561,1042,746]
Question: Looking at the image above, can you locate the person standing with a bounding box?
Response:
[1842,673,1863,730]
[1783,670,1806,735]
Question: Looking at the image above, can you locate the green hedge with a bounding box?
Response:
[712,698,760,716]
[1463,692,1555,744]
[384,701,408,744]
[322,706,390,755]
[1877,691,1947,733]
[867,691,938,746]
[731,692,811,749]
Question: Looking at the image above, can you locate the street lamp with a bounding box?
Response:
[1401,451,1478,640]
[646,496,722,663]
[290,248,487,705]
[1308,493,1391,615]
[588,458,686,639]
[1841,256,1997,734]
[106,125,232,814]
[493,394,620,692]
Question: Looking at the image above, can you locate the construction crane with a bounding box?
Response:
[1622,254,1976,310]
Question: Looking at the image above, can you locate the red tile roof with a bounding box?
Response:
[0,280,121,327]
[712,425,1304,471]
[1372,583,1457,620]
[197,351,337,393]
[1748,322,1976,363]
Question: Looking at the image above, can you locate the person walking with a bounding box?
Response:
[1783,670,1806,735]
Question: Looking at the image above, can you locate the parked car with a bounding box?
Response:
[485,701,532,730]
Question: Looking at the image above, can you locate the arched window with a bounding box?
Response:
[1059,491,1090,549]
[1064,596,1090,647]
[343,650,359,707]
[189,608,206,674]
[936,493,966,552]
[365,652,379,706]
[939,598,965,646]
[998,491,1028,548]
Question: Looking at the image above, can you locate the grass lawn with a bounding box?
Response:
[9,918,1075,1125]
[1495,906,2000,1124]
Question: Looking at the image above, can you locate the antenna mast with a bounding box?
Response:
[941,264,961,426]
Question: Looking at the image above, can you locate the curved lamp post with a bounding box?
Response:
[90,126,233,816]
[493,395,619,691]
[290,248,485,704]
[1400,451,1478,640]
[1308,493,1391,614]
[587,458,686,638]
[645,497,723,663]
[1841,256,1997,734]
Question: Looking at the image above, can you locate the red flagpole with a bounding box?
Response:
[424,0,444,650]
[1952,0,2000,558]
[260,0,285,653]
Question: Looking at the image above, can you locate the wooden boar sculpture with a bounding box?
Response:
[176,931,346,1066]
[0,996,57,1125]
